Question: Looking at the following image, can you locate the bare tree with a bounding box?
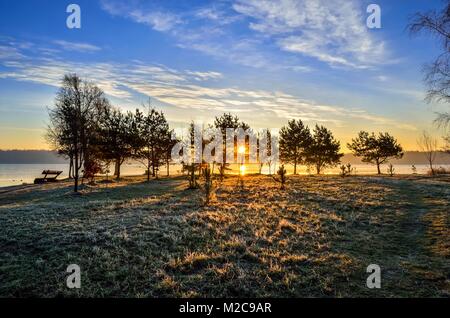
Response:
[417,131,439,174]
[409,1,450,146]
[435,114,450,152]
[47,74,108,192]
[409,1,450,103]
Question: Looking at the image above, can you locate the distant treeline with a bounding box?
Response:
[1,150,449,165]
[0,150,68,164]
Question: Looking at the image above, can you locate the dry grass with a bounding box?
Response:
[0,174,448,297]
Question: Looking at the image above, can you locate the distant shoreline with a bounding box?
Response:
[1,165,450,189]
[1,150,450,165]
[0,150,68,164]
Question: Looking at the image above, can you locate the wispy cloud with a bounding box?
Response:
[0,38,414,131]
[0,45,24,59]
[53,40,101,53]
[98,0,390,70]
[185,71,223,81]
[100,0,181,32]
[194,5,242,25]
[98,0,312,71]
[232,0,387,69]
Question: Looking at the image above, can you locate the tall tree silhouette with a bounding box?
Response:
[97,107,138,179]
[279,119,312,174]
[347,131,403,174]
[135,106,172,181]
[306,125,343,174]
[214,113,249,174]
[47,74,108,192]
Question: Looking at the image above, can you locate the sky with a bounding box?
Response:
[0,0,448,151]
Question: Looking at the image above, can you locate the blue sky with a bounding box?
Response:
[0,0,447,150]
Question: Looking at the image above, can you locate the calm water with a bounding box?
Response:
[1,163,448,188]
[0,163,159,188]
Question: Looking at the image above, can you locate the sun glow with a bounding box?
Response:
[238,146,246,154]
[240,165,246,175]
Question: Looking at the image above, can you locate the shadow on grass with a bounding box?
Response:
[0,174,448,297]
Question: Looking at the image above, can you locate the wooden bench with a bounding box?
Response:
[34,170,63,184]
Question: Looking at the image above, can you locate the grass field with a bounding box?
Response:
[0,174,449,297]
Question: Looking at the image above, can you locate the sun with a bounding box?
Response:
[238,146,245,154]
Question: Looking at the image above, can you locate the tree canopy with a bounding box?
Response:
[47,74,109,192]
[305,125,343,174]
[279,119,312,174]
[347,131,404,174]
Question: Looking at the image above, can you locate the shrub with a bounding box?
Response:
[83,159,105,184]
[200,166,215,205]
[428,166,450,175]
[340,163,354,177]
[387,163,395,176]
[272,165,288,190]
[183,163,199,189]
[218,163,231,182]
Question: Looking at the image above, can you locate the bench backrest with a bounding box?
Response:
[42,170,63,175]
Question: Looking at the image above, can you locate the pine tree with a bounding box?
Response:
[134,106,172,181]
[214,113,249,175]
[97,108,137,180]
[279,119,312,174]
[347,131,403,174]
[306,125,343,174]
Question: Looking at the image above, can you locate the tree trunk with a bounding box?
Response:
[74,152,79,193]
[429,159,434,175]
[294,160,297,175]
[115,158,121,179]
[151,150,156,177]
[69,156,74,179]
[316,164,320,175]
[376,161,381,175]
[166,158,170,177]
[147,158,151,182]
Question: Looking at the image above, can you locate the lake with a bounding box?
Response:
[0,163,152,188]
[1,163,449,188]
